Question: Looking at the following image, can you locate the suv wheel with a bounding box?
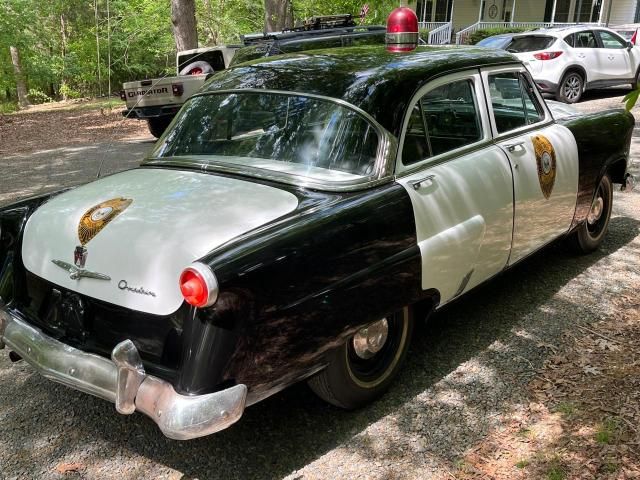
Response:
[557,71,584,103]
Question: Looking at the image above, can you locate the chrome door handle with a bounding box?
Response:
[504,141,525,152]
[411,174,436,190]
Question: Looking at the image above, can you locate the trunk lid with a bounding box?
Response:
[22,168,299,315]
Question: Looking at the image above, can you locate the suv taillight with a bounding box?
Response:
[533,51,563,60]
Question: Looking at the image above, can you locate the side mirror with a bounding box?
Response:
[627,41,634,50]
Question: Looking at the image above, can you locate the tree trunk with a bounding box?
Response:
[171,0,198,52]
[264,0,293,32]
[60,13,69,100]
[9,46,29,109]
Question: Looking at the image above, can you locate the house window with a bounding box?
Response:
[553,0,571,22]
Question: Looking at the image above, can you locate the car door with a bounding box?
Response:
[395,71,514,305]
[572,30,601,81]
[481,67,579,265]
[594,30,634,83]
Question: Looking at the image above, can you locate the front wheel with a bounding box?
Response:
[568,174,613,254]
[557,71,584,104]
[308,307,413,409]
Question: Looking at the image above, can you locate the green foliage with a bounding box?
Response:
[27,88,53,104]
[468,27,529,45]
[595,417,620,444]
[419,28,430,43]
[0,0,399,105]
[624,84,640,111]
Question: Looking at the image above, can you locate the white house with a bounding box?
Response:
[408,0,640,44]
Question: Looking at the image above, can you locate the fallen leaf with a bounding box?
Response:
[55,462,84,474]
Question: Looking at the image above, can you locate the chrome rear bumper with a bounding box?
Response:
[0,306,247,440]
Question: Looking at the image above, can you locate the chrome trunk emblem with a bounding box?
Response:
[51,260,111,281]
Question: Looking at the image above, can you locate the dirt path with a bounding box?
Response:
[0,100,155,207]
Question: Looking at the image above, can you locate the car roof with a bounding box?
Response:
[202,45,519,136]
[522,25,619,37]
[612,24,640,29]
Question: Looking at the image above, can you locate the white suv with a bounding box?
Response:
[505,26,640,103]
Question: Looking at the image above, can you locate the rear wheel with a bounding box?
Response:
[147,117,172,138]
[568,174,613,254]
[557,71,584,104]
[308,307,413,409]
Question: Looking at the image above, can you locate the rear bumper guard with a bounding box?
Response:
[622,173,636,193]
[0,306,247,440]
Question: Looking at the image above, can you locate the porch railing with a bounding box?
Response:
[454,21,601,45]
[427,22,453,44]
[419,21,449,32]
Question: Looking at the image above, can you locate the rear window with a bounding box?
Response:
[506,36,556,52]
[477,36,510,48]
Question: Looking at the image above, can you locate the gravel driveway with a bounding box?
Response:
[0,90,638,480]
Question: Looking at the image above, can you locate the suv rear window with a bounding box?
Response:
[507,36,555,52]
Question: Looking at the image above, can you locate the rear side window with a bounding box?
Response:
[506,36,555,52]
[402,79,482,165]
[488,72,544,133]
[574,31,597,48]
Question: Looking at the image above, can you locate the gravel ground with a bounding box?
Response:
[0,90,639,480]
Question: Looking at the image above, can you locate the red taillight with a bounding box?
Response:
[179,263,218,308]
[172,83,184,96]
[533,51,563,60]
[119,90,126,101]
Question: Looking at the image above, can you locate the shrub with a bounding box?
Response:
[27,88,53,105]
[419,28,430,43]
[469,27,529,45]
[59,83,82,100]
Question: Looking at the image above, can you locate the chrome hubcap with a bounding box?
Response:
[587,196,604,225]
[352,318,389,360]
[563,76,581,100]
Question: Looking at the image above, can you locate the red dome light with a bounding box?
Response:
[386,7,419,52]
[179,263,219,308]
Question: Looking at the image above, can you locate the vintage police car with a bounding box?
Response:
[0,44,635,440]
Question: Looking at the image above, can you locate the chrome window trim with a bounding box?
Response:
[144,88,398,193]
[395,70,492,176]
[480,64,554,140]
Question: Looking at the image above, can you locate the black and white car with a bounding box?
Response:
[496,26,640,103]
[0,44,635,440]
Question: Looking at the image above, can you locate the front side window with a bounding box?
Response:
[488,72,544,133]
[597,30,627,49]
[402,79,482,165]
[151,92,379,183]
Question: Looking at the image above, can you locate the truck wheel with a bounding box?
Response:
[308,306,413,409]
[147,117,172,138]
[557,71,584,103]
[568,174,613,254]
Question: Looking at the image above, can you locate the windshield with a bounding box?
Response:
[507,35,556,52]
[150,92,380,184]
